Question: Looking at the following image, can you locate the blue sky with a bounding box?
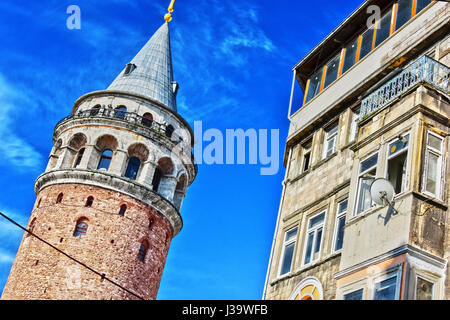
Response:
[0,0,362,299]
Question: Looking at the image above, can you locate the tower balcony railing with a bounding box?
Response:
[55,107,184,144]
[360,55,449,121]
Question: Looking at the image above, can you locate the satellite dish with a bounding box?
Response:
[370,178,395,206]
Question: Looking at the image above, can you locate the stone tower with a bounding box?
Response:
[1,14,196,300]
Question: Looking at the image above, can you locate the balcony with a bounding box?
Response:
[55,107,184,144]
[360,55,449,121]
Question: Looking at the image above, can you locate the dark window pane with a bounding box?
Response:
[375,10,392,47]
[323,54,341,89]
[305,69,323,104]
[313,228,322,261]
[344,289,364,300]
[303,152,311,172]
[280,243,295,275]
[342,38,359,74]
[98,149,113,170]
[415,0,430,14]
[360,153,378,173]
[152,167,163,192]
[74,222,88,237]
[119,205,127,216]
[309,213,325,228]
[304,232,314,265]
[374,276,397,300]
[359,28,374,60]
[335,216,346,251]
[125,157,141,180]
[74,148,85,168]
[114,106,127,119]
[138,244,147,261]
[395,0,414,31]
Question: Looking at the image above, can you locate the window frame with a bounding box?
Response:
[278,227,298,276]
[414,275,436,300]
[355,152,379,216]
[322,122,339,160]
[343,288,364,300]
[332,199,348,253]
[384,133,411,196]
[372,268,402,300]
[302,211,326,266]
[422,131,444,200]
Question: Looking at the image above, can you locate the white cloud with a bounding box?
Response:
[0,74,44,172]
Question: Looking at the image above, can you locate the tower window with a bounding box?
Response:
[124,157,141,181]
[114,106,127,119]
[74,148,85,168]
[149,218,154,230]
[138,241,149,262]
[119,204,127,216]
[141,113,153,127]
[90,104,101,116]
[73,219,89,238]
[56,193,64,204]
[97,149,113,171]
[85,196,94,207]
[152,167,163,192]
[124,63,136,76]
[165,125,175,139]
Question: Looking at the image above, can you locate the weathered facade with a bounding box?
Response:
[264,0,449,300]
[1,17,196,300]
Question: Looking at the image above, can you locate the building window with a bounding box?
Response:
[74,148,85,168]
[323,54,341,89]
[73,219,89,238]
[124,63,136,75]
[165,125,175,139]
[303,211,325,265]
[278,227,298,276]
[386,134,410,195]
[373,274,399,300]
[289,278,323,300]
[152,167,163,192]
[374,9,392,48]
[56,193,64,204]
[85,196,94,207]
[422,131,444,199]
[356,153,378,215]
[124,157,141,181]
[334,199,347,252]
[395,0,414,31]
[342,38,359,74]
[97,149,113,171]
[138,241,149,262]
[90,104,101,116]
[302,141,312,173]
[141,113,153,127]
[349,108,360,142]
[322,122,338,159]
[416,277,434,300]
[359,28,375,61]
[415,0,431,15]
[343,288,364,300]
[114,106,127,119]
[119,204,127,216]
[304,68,324,104]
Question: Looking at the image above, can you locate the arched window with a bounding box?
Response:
[73,218,89,238]
[119,204,127,216]
[137,241,148,262]
[289,277,323,300]
[90,104,101,116]
[165,125,174,138]
[97,149,113,170]
[124,157,141,180]
[149,218,154,230]
[56,193,63,204]
[141,113,153,127]
[85,196,94,207]
[114,106,127,119]
[152,167,163,192]
[26,218,37,238]
[73,148,85,168]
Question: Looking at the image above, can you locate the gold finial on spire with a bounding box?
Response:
[164,0,176,23]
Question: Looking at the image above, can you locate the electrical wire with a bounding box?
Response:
[0,211,145,300]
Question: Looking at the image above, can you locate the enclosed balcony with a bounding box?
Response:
[360,55,449,121]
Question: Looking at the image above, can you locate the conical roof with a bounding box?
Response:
[107,22,177,112]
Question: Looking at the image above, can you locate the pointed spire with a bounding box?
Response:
[107,22,178,112]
